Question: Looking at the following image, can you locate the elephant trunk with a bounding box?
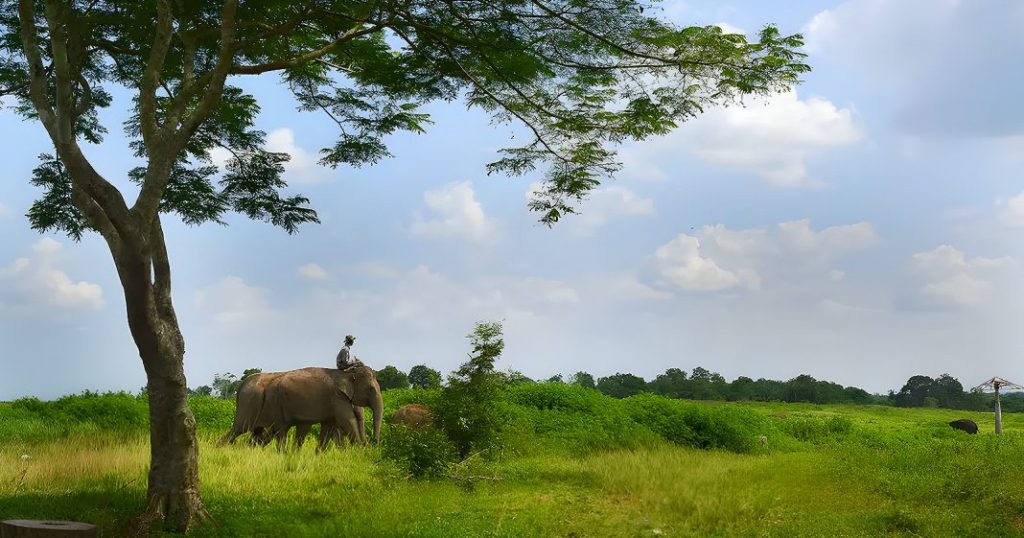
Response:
[370,390,383,444]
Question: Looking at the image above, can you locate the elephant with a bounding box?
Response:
[392,403,433,429]
[257,366,383,450]
[218,366,382,449]
[949,419,978,434]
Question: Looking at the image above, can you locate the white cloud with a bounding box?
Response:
[683,92,861,186]
[714,22,746,36]
[265,128,330,184]
[653,234,759,291]
[0,239,104,310]
[649,219,877,294]
[573,186,654,233]
[409,181,496,242]
[0,202,10,218]
[297,263,328,281]
[912,245,1012,306]
[195,276,276,325]
[527,183,654,233]
[622,91,861,186]
[921,274,993,307]
[998,191,1024,228]
[777,219,877,256]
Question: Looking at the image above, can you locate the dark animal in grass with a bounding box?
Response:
[392,403,434,429]
[949,419,978,434]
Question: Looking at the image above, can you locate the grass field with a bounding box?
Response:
[2,388,1024,537]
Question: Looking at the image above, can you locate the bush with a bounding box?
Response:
[382,425,457,479]
[435,321,509,457]
[623,393,773,453]
[778,414,853,443]
[188,395,235,433]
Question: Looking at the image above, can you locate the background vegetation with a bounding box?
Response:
[3,382,1024,536]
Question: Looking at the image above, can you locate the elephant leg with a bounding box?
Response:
[316,423,334,453]
[273,425,290,452]
[295,424,312,450]
[354,406,366,444]
[333,399,361,447]
[217,427,242,447]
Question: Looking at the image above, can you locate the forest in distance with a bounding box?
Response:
[190,365,1023,414]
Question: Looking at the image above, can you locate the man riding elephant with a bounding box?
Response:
[336,334,364,370]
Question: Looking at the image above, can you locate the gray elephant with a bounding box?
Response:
[260,367,383,450]
[218,366,382,449]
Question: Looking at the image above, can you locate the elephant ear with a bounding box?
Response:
[336,372,355,401]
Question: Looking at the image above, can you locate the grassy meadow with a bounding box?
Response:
[2,386,1024,537]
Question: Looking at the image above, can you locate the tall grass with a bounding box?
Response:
[3,386,1024,536]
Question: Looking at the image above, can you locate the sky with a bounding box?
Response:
[1,0,1022,399]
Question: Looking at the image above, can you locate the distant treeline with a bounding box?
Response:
[189,365,1020,412]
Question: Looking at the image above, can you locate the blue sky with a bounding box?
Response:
[1,0,1022,399]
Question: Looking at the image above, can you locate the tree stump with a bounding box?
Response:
[0,521,96,538]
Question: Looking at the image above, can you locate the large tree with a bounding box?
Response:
[0,0,808,531]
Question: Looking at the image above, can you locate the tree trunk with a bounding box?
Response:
[137,339,205,533]
[113,229,207,534]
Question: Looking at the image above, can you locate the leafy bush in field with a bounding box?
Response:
[506,383,661,454]
[382,425,457,479]
[0,392,148,442]
[777,414,853,443]
[623,393,773,453]
[435,321,510,458]
[188,395,235,433]
[51,391,149,429]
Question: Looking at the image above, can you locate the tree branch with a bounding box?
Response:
[20,1,136,243]
[133,0,239,224]
[151,214,176,323]
[70,182,121,253]
[17,0,57,130]
[139,0,175,149]
[228,23,379,75]
[42,1,77,142]
[391,23,572,166]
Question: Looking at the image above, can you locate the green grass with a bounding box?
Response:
[2,389,1024,536]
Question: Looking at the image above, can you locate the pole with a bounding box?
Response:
[995,382,1003,435]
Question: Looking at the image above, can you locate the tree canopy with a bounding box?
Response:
[408,364,442,389]
[1,0,809,234]
[375,365,410,390]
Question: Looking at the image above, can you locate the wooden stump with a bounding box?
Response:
[0,520,96,538]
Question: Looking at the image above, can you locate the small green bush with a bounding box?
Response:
[382,425,457,479]
[188,395,235,433]
[624,393,772,453]
[435,321,509,457]
[779,414,853,443]
[507,383,661,454]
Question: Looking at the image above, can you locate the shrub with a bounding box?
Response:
[778,414,853,443]
[382,425,457,479]
[435,321,509,458]
[623,393,773,453]
[188,395,235,433]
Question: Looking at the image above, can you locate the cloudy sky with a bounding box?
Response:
[1,0,1022,399]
